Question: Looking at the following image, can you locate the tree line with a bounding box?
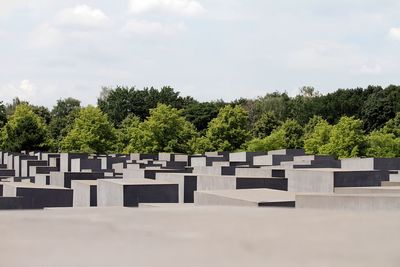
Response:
[0,85,399,158]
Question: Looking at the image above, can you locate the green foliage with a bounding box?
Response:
[245,119,303,151]
[361,85,400,132]
[319,116,365,158]
[0,102,7,128]
[304,119,332,154]
[183,101,225,131]
[246,129,285,152]
[252,112,281,138]
[280,119,304,149]
[365,131,400,158]
[382,112,400,138]
[126,104,197,153]
[115,114,141,153]
[242,92,291,126]
[98,86,195,126]
[49,98,81,143]
[201,105,250,152]
[1,104,49,151]
[60,106,116,153]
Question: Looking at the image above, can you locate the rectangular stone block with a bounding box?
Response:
[155,173,197,203]
[50,172,105,188]
[296,193,400,211]
[268,149,305,156]
[0,197,27,209]
[286,169,389,193]
[97,179,179,207]
[123,168,192,180]
[71,180,97,207]
[253,154,294,166]
[2,182,73,209]
[194,189,295,207]
[21,160,48,177]
[71,158,102,172]
[341,158,400,170]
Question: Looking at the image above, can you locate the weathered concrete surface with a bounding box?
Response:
[194,189,295,207]
[334,186,400,194]
[1,207,400,267]
[296,193,400,211]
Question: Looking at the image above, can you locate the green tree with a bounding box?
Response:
[304,119,332,154]
[365,131,400,158]
[98,86,195,125]
[183,101,225,131]
[382,112,400,138]
[320,116,365,158]
[252,112,281,138]
[0,102,7,128]
[60,106,116,153]
[115,114,140,153]
[245,129,285,152]
[361,85,400,132]
[1,104,49,151]
[126,104,197,153]
[202,105,250,152]
[242,92,291,126]
[280,119,304,149]
[49,98,81,140]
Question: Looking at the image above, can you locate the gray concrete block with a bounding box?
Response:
[50,172,105,188]
[22,160,47,177]
[71,158,102,172]
[286,169,389,193]
[341,158,400,171]
[268,149,305,156]
[296,193,400,211]
[334,186,400,194]
[155,173,198,203]
[71,180,97,207]
[0,197,27,209]
[3,182,73,209]
[194,188,295,207]
[97,179,179,207]
[253,155,294,166]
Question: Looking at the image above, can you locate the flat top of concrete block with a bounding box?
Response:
[139,203,196,208]
[71,180,98,186]
[197,188,295,202]
[101,178,177,185]
[334,186,400,193]
[296,192,400,198]
[3,182,70,190]
[286,168,376,172]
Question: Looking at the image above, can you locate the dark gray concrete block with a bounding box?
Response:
[98,179,179,207]
[3,183,73,209]
[50,172,105,188]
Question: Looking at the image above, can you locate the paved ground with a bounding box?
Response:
[1,206,400,267]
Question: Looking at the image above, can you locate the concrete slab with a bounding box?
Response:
[71,180,98,207]
[195,189,295,207]
[97,179,179,207]
[334,186,400,194]
[296,193,400,211]
[2,182,73,209]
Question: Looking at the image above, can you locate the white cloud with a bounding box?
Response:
[0,80,36,103]
[56,5,110,27]
[129,0,205,16]
[350,64,382,75]
[121,19,186,35]
[29,23,64,48]
[389,27,400,40]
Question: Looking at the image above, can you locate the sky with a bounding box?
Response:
[0,0,400,108]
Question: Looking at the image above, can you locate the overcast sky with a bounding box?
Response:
[0,0,400,107]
